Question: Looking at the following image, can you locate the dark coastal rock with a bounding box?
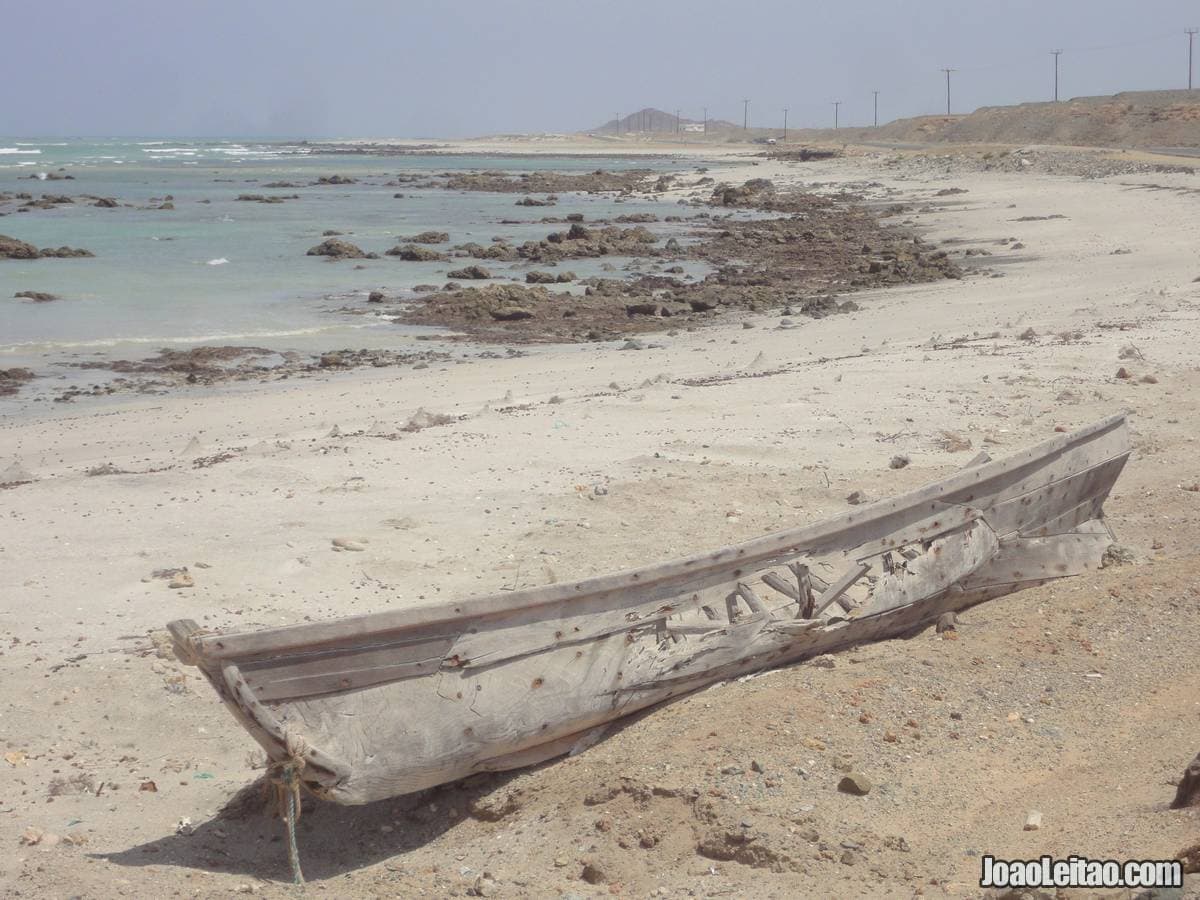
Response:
[93,197,119,208]
[37,246,94,258]
[307,238,367,259]
[515,196,555,207]
[21,194,74,209]
[14,291,59,302]
[314,175,357,185]
[1171,752,1200,809]
[386,244,448,262]
[614,213,658,223]
[447,265,491,280]
[0,368,36,396]
[441,170,651,194]
[368,291,386,303]
[518,225,657,263]
[237,194,298,203]
[474,243,519,261]
[409,283,551,325]
[0,235,41,259]
[713,178,776,206]
[263,181,302,188]
[525,270,575,284]
[490,307,533,321]
[403,231,449,244]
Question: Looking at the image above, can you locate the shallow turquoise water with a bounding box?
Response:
[0,139,722,372]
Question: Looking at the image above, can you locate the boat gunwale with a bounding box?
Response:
[176,414,1129,663]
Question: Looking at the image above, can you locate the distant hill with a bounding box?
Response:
[794,90,1200,151]
[589,107,739,135]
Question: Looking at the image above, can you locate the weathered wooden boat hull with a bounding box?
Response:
[170,415,1130,805]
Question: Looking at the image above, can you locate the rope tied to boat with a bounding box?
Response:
[268,733,311,886]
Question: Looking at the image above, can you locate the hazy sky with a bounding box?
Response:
[3,0,1198,137]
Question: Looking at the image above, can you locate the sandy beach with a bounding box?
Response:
[3,142,1199,896]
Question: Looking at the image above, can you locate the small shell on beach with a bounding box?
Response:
[332,537,367,552]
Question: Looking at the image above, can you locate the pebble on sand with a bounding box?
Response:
[837,772,872,796]
[1024,810,1042,831]
[332,537,367,552]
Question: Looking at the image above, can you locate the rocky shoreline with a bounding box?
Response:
[391,177,962,341]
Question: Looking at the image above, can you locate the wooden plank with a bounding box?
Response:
[795,564,814,618]
[983,455,1128,538]
[761,570,801,601]
[241,634,456,702]
[736,582,767,615]
[958,528,1110,591]
[812,562,870,617]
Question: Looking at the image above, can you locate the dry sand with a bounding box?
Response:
[2,144,1199,897]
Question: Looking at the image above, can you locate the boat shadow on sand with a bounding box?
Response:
[96,764,532,882]
[96,706,660,883]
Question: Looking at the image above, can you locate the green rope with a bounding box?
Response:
[279,763,305,886]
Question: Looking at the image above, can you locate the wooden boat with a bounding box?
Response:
[169,414,1130,806]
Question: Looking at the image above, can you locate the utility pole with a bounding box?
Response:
[703,106,708,134]
[1051,49,1063,101]
[783,107,788,141]
[941,68,956,115]
[743,99,751,130]
[675,108,681,134]
[872,90,879,127]
[832,100,841,129]
[614,113,620,134]
[1188,28,1199,90]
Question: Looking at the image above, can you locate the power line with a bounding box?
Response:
[941,68,956,115]
[1051,49,1063,101]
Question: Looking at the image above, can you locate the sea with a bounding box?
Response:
[0,138,728,404]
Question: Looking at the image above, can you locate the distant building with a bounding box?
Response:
[682,123,705,133]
